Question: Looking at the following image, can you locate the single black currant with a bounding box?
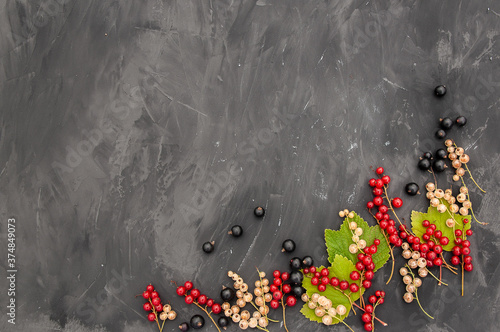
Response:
[302,256,314,268]
[418,158,431,171]
[440,117,453,130]
[220,287,235,302]
[422,151,433,160]
[228,225,243,237]
[405,182,419,196]
[281,239,296,253]
[179,322,190,331]
[433,159,447,172]
[190,315,205,329]
[218,317,230,328]
[202,241,214,253]
[434,85,447,96]
[254,206,265,217]
[435,129,446,139]
[456,116,467,126]
[289,270,304,284]
[290,257,302,270]
[292,285,306,297]
[435,148,447,159]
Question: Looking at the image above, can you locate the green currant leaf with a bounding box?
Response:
[300,256,364,324]
[411,200,471,251]
[325,212,390,272]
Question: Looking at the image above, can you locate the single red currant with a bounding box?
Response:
[318,284,326,292]
[374,239,381,246]
[464,263,473,271]
[350,283,359,293]
[440,237,449,246]
[376,167,384,175]
[303,268,310,274]
[451,256,461,265]
[198,295,207,305]
[373,196,383,206]
[152,297,161,306]
[362,312,372,323]
[148,313,156,321]
[273,270,281,278]
[311,277,319,286]
[362,280,372,289]
[422,220,430,227]
[190,289,200,298]
[433,245,443,254]
[464,256,472,264]
[367,201,375,209]
[270,299,280,309]
[434,230,442,238]
[184,281,193,290]
[429,224,436,230]
[433,257,443,266]
[309,266,316,274]
[455,229,462,237]
[392,197,403,208]
[382,175,390,184]
[380,291,386,298]
[339,280,349,290]
[465,229,473,236]
[281,272,290,281]
[426,251,437,261]
[321,276,330,285]
[379,205,388,214]
[146,285,155,292]
[356,261,365,271]
[273,278,282,286]
[286,296,297,307]
[420,243,429,253]
[365,304,374,313]
[369,295,377,304]
[155,304,163,312]
[378,298,385,304]
[185,296,194,304]
[212,303,222,314]
[452,246,462,256]
[151,291,159,299]
[206,299,214,307]
[379,220,388,229]
[375,179,384,188]
[143,303,152,311]
[273,291,283,300]
[373,187,384,196]
[462,247,471,255]
[283,284,292,294]
[143,291,151,299]
[320,268,330,277]
[369,179,377,187]
[270,285,278,293]
[462,240,470,247]
[463,219,469,224]
[350,271,361,281]
[176,286,186,296]
[364,322,374,331]
[364,271,374,280]
[422,234,430,241]
[330,277,339,287]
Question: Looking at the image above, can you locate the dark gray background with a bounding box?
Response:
[1,1,499,331]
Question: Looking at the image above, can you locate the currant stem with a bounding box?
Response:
[383,185,408,233]
[193,302,222,332]
[281,297,289,332]
[461,259,464,297]
[464,164,486,193]
[369,211,395,284]
[415,289,434,320]
[352,302,388,326]
[460,177,487,225]
[332,315,355,332]
[425,268,449,286]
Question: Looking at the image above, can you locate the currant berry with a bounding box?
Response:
[369,295,377,304]
[379,205,389,213]
[218,317,230,329]
[463,256,472,264]
[146,285,155,292]
[206,299,214,307]
[177,286,186,296]
[229,225,243,237]
[198,294,207,305]
[373,187,384,196]
[317,284,326,292]
[382,175,391,185]
[376,167,384,175]
[462,247,471,255]
[143,303,152,311]
[440,237,449,246]
[422,152,433,160]
[464,263,473,271]
[466,229,473,236]
[405,182,419,196]
[349,283,359,293]
[179,322,190,331]
[367,201,375,209]
[273,278,282,286]
[392,197,403,208]
[362,280,372,289]
[211,303,222,314]
[364,322,374,331]
[292,286,305,297]
[434,85,447,96]
[152,297,161,306]
[290,257,302,270]
[254,206,265,217]
[339,280,349,290]
[290,271,304,284]
[143,291,151,299]
[435,148,447,159]
[374,239,381,245]
[364,271,374,280]
[320,268,330,277]
[282,239,296,253]
[270,299,280,309]
[185,295,194,304]
[281,272,290,281]
[373,196,383,206]
[375,179,384,188]
[418,158,431,170]
[350,271,361,281]
[320,276,329,285]
[190,315,205,329]
[456,116,467,126]
[202,241,215,253]
[151,291,159,299]
[330,277,340,287]
[362,312,372,323]
[184,281,194,290]
[221,288,235,302]
[433,159,446,172]
[286,295,297,306]
[302,256,314,268]
[148,313,156,321]
[365,304,374,313]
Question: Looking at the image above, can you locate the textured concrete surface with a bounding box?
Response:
[1,1,500,331]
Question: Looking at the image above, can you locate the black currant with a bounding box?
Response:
[179,322,190,331]
[435,129,446,139]
[290,257,302,270]
[404,182,419,196]
[228,225,243,237]
[254,206,265,217]
[218,317,230,328]
[435,148,447,159]
[456,116,467,126]
[220,287,235,302]
[302,256,314,268]
[289,270,304,284]
[433,159,446,172]
[422,151,433,160]
[292,285,306,297]
[418,158,431,171]
[282,239,296,253]
[434,85,447,97]
[202,241,214,253]
[440,117,453,130]
[190,315,205,329]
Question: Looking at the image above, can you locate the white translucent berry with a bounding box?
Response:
[349,244,358,254]
[354,227,363,236]
[403,275,413,285]
[315,307,325,317]
[430,198,440,207]
[349,221,357,230]
[434,189,444,198]
[358,239,367,249]
[437,204,446,213]
[399,267,408,276]
[449,204,459,214]
[322,315,333,326]
[418,267,428,278]
[426,182,436,192]
[336,305,347,316]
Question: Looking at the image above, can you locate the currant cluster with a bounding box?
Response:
[175,281,222,330]
[303,293,347,326]
[360,290,386,331]
[418,151,447,172]
[399,266,423,304]
[402,220,447,268]
[445,139,471,182]
[450,226,474,272]
[344,215,368,253]
[141,285,176,331]
[425,182,470,216]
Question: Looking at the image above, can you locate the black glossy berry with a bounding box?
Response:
[179,322,190,331]
[218,317,230,328]
[254,206,265,217]
[282,239,296,253]
[202,241,214,253]
[433,159,446,172]
[435,148,447,159]
[435,129,446,139]
[229,225,243,237]
[422,152,433,160]
[302,256,314,268]
[220,287,235,302]
[434,85,447,97]
[456,116,467,126]
[405,182,419,196]
[292,285,306,297]
[440,117,453,130]
[190,315,205,329]
[289,270,304,284]
[418,158,431,171]
[290,257,302,270]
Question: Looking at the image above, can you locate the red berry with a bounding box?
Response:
[281,272,290,281]
[378,298,384,304]
[185,296,193,304]
[146,285,155,292]
[455,229,462,237]
[420,243,429,253]
[433,245,443,254]
[309,266,316,274]
[426,228,434,236]
[383,213,390,220]
[206,299,214,307]
[314,272,321,278]
[380,291,386,298]
[451,256,461,265]
[155,304,163,312]
[382,175,390,184]
[270,299,280,309]
[374,239,381,246]
[452,246,462,256]
[143,291,151,299]
[408,235,415,243]
[273,270,281,278]
[376,167,384,175]
[330,277,339,287]
[190,289,200,298]
[373,196,383,206]
[198,295,207,305]
[422,234,430,241]
[283,284,292,294]
[455,238,462,245]
[413,237,420,244]
[463,219,469,224]
[464,263,473,271]
[429,224,437,230]
[350,271,361,280]
[434,230,442,238]
[143,303,152,311]
[362,312,372,323]
[152,297,161,306]
[273,291,283,301]
[462,247,471,255]
[321,276,330,285]
[379,220,388,229]
[273,278,282,286]
[369,178,377,187]
[364,271,374,280]
[433,257,443,266]
[466,229,473,236]
[212,303,222,314]
[462,240,470,247]
[365,304,374,313]
[426,251,437,261]
[270,285,278,293]
[311,277,319,285]
[369,295,377,304]
[176,286,186,296]
[151,291,159,299]
[148,313,156,321]
[349,283,359,293]
[362,280,372,289]
[303,268,310,274]
[392,197,403,208]
[400,231,408,239]
[363,256,372,266]
[412,243,420,251]
[375,179,384,188]
[366,263,375,271]
[339,280,349,290]
[375,290,381,297]
[184,281,193,290]
[426,259,434,268]
[440,237,449,246]
[373,187,384,196]
[379,205,388,214]
[422,220,430,227]
[320,268,330,277]
[286,296,297,307]
[367,201,375,209]
[318,284,326,292]
[464,256,472,264]
[356,261,365,271]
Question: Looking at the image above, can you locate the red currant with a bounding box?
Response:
[382,175,390,184]
[152,297,161,306]
[273,278,282,286]
[206,299,214,307]
[376,167,384,175]
[273,270,281,278]
[364,271,374,280]
[464,256,472,264]
[433,257,443,266]
[146,285,155,292]
[380,291,386,298]
[190,289,200,298]
[270,285,278,293]
[451,256,461,265]
[151,291,159,299]
[321,276,330,285]
[422,220,430,227]
[369,178,377,187]
[303,268,310,274]
[378,298,385,304]
[363,256,372,266]
[320,268,330,277]
[365,304,374,313]
[283,284,292,294]
[462,240,470,247]
[314,272,321,278]
[309,266,316,274]
[420,243,429,253]
[143,291,151,299]
[362,312,372,323]
[434,230,443,238]
[375,290,381,297]
[311,277,319,286]
[373,196,383,206]
[184,281,193,290]
[318,284,326,292]
[364,322,374,331]
[373,187,384,196]
[281,272,290,281]
[339,280,349,290]
[350,283,359,293]
[422,234,430,241]
[185,295,194,304]
[155,304,163,312]
[369,295,377,304]
[392,197,403,208]
[356,261,365,271]
[433,245,443,254]
[429,224,436,230]
[426,251,437,261]
[330,277,339,287]
[455,229,462,237]
[375,179,384,188]
[462,247,471,255]
[452,246,462,256]
[464,263,473,271]
[455,238,462,245]
[426,228,434,236]
[350,271,360,280]
[362,280,372,289]
[413,237,420,244]
[466,229,473,236]
[440,237,449,246]
[176,286,186,296]
[367,201,375,209]
[270,299,280,309]
[148,313,156,321]
[379,205,388,214]
[463,218,469,224]
[286,296,297,307]
[143,303,152,311]
[374,239,381,246]
[212,303,222,314]
[273,291,283,300]
[379,220,388,229]
[198,295,207,305]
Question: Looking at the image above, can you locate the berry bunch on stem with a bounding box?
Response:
[139,284,176,331]
[361,290,386,331]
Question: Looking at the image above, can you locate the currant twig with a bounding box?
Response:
[369,211,395,284]
[331,315,355,332]
[464,164,486,193]
[192,301,221,332]
[425,268,449,286]
[383,185,408,234]
[406,265,434,319]
[460,177,487,225]
[352,302,388,326]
